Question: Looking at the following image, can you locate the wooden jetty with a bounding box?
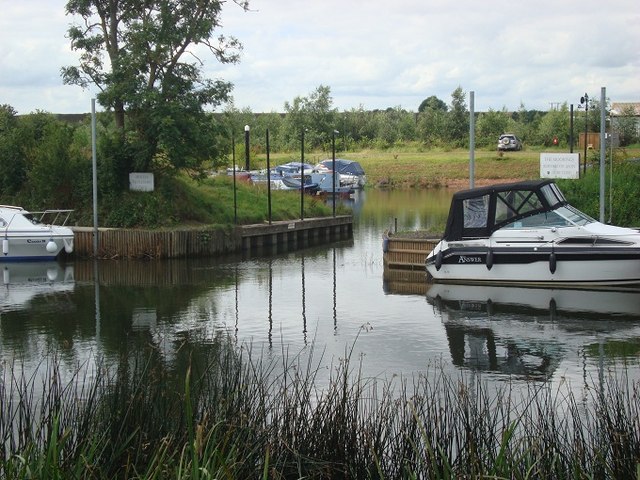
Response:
[72,215,353,259]
[382,233,439,295]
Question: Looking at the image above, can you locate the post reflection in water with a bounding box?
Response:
[333,248,337,334]
[301,254,307,345]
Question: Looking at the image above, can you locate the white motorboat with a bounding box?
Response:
[0,205,74,261]
[425,179,640,287]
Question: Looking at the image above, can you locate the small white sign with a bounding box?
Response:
[540,153,579,179]
[129,172,155,191]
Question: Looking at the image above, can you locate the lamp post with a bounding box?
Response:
[300,128,305,220]
[232,133,237,224]
[580,93,589,175]
[332,129,339,217]
[569,104,574,153]
[244,124,250,171]
[266,129,272,224]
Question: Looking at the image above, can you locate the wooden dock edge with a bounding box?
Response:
[382,233,439,270]
[71,215,353,259]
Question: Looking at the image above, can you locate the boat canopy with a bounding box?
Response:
[442,179,569,241]
[319,159,365,176]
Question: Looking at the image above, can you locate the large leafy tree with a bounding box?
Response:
[62,0,247,176]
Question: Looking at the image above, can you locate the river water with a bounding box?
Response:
[2,189,640,396]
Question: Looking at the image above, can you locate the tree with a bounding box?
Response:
[445,86,468,147]
[475,109,509,148]
[614,104,639,147]
[282,85,338,150]
[62,0,248,177]
[418,95,447,113]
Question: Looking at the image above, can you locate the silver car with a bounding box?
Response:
[497,134,522,151]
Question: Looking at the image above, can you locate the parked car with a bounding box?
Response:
[497,134,523,151]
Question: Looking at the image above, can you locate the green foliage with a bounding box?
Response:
[558,158,640,227]
[2,346,639,478]
[475,109,510,148]
[63,0,245,178]
[282,85,339,150]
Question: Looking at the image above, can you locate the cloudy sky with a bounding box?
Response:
[1,0,638,115]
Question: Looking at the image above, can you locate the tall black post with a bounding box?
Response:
[332,129,338,217]
[266,129,272,224]
[244,124,250,171]
[580,94,589,175]
[232,134,237,224]
[569,104,574,153]
[300,129,305,220]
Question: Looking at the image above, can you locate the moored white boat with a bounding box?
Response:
[425,179,640,287]
[0,205,74,261]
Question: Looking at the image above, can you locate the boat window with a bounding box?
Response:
[502,210,571,229]
[494,189,543,224]
[0,218,5,227]
[502,205,594,229]
[463,195,489,228]
[560,205,594,225]
[541,183,565,207]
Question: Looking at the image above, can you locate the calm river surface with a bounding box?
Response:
[2,189,640,395]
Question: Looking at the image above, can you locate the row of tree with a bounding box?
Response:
[221,85,639,155]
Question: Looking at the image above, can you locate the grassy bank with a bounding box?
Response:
[2,340,639,479]
[257,147,542,189]
[89,144,640,227]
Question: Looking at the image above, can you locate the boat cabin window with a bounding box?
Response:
[494,189,544,225]
[463,195,489,228]
[502,205,594,229]
[0,218,5,227]
[540,183,566,207]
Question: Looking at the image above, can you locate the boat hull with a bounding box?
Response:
[426,244,640,286]
[1,232,74,262]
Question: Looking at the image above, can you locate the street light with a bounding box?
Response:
[232,133,237,224]
[300,128,305,220]
[332,129,339,217]
[244,124,250,171]
[266,128,272,224]
[580,93,589,175]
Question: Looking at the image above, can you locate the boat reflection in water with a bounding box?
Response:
[1,262,74,313]
[426,283,640,379]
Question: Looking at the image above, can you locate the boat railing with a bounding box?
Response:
[31,209,74,226]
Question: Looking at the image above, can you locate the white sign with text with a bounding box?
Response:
[540,153,579,179]
[129,172,155,191]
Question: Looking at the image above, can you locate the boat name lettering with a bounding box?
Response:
[26,239,46,244]
[458,255,482,264]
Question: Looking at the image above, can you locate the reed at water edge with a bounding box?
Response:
[1,336,639,479]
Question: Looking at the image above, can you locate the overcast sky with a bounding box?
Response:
[1,0,638,115]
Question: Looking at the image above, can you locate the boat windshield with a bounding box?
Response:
[502,205,595,229]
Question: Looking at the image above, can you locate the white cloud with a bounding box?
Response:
[0,0,638,114]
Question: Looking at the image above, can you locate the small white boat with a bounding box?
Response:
[425,179,640,287]
[0,205,74,261]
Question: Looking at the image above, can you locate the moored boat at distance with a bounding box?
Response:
[317,159,366,189]
[425,179,640,287]
[0,205,74,261]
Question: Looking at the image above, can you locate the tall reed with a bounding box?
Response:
[1,338,639,478]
